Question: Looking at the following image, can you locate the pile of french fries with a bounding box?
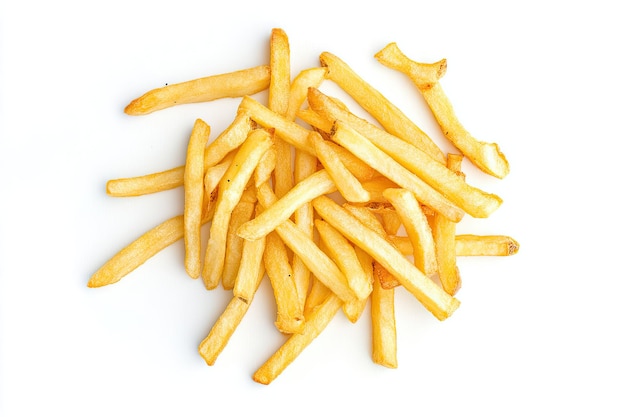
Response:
[90,28,519,384]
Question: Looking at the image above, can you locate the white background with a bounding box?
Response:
[1,1,625,416]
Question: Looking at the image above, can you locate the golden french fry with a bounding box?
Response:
[383,188,438,278]
[106,166,185,197]
[184,119,211,278]
[432,154,464,295]
[203,152,235,198]
[202,129,273,289]
[330,120,464,223]
[253,293,343,385]
[303,277,332,317]
[455,234,520,256]
[360,176,398,203]
[239,95,315,155]
[125,65,271,115]
[371,268,397,368]
[311,132,370,203]
[237,169,336,241]
[375,43,510,179]
[313,196,460,321]
[285,67,328,121]
[222,187,257,290]
[232,228,267,303]
[204,111,253,170]
[342,246,374,323]
[315,219,372,301]
[307,87,502,218]
[319,51,445,164]
[264,231,304,334]
[256,183,356,304]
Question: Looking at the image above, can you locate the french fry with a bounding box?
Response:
[253,293,343,385]
[106,166,185,197]
[375,43,510,179]
[432,154,464,295]
[256,183,356,304]
[310,132,370,203]
[237,169,337,241]
[312,196,460,321]
[285,67,328,121]
[342,246,374,323]
[315,219,372,301]
[183,119,211,278]
[455,234,520,256]
[202,129,273,289]
[307,87,502,218]
[383,187,438,278]
[232,225,267,304]
[319,51,445,164]
[371,268,397,368]
[203,152,235,199]
[125,65,271,115]
[239,95,315,155]
[203,111,253,170]
[222,187,257,290]
[330,120,464,223]
[264,231,304,334]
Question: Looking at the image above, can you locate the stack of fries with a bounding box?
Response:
[90,28,519,384]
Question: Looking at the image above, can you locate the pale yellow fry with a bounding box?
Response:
[237,169,337,241]
[331,121,464,223]
[433,154,464,295]
[88,213,210,288]
[198,261,264,366]
[256,183,356,304]
[239,96,315,155]
[184,119,211,278]
[233,230,267,303]
[319,51,445,164]
[106,166,185,197]
[303,277,332,317]
[311,132,370,203]
[371,270,397,368]
[383,188,438,278]
[253,293,343,385]
[125,65,271,115]
[316,219,371,301]
[361,176,399,203]
[202,129,273,289]
[204,111,252,170]
[342,246,374,323]
[264,231,304,334]
[308,88,502,218]
[455,234,520,256]
[285,67,328,121]
[222,187,257,290]
[203,152,235,198]
[312,196,460,321]
[375,43,510,178]
[292,149,319,309]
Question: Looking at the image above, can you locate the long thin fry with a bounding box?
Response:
[125,65,271,115]
[371,269,397,368]
[106,166,185,197]
[222,187,257,290]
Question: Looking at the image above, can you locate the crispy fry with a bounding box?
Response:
[455,234,520,256]
[253,293,343,385]
[307,88,502,218]
[311,132,370,203]
[375,43,510,178]
[237,169,337,241]
[106,166,185,197]
[432,154,464,295]
[184,119,211,278]
[383,188,438,278]
[202,129,273,289]
[313,196,460,321]
[264,231,304,334]
[125,65,271,115]
[204,111,253,170]
[256,183,356,304]
[319,52,445,163]
[330,121,464,223]
[342,246,374,323]
[222,187,257,290]
[371,268,397,368]
[303,277,332,317]
[286,67,328,121]
[232,226,267,303]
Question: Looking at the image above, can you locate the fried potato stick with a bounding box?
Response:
[330,121,464,223]
[184,119,211,278]
[383,188,438,278]
[285,67,328,121]
[319,51,445,164]
[375,43,510,179]
[253,293,343,385]
[202,129,273,289]
[204,111,253,170]
[455,235,520,256]
[371,268,397,368]
[307,88,502,218]
[106,166,185,197]
[313,196,460,321]
[125,65,271,115]
[222,187,257,290]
